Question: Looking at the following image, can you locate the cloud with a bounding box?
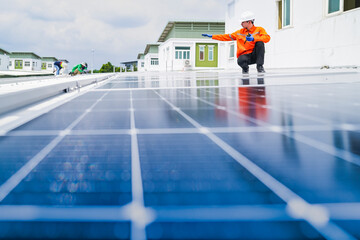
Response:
[0,0,228,68]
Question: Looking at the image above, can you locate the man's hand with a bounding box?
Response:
[246,34,254,42]
[202,34,212,38]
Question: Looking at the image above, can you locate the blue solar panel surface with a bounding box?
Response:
[0,71,360,239]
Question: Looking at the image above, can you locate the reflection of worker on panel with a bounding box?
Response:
[202,11,270,75]
[238,87,268,121]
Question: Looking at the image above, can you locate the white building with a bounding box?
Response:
[225,0,360,69]
[143,44,160,71]
[137,53,145,72]
[0,48,10,71]
[9,52,42,71]
[41,57,58,72]
[157,21,226,71]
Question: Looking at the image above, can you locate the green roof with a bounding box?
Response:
[144,44,159,55]
[10,52,41,59]
[42,57,58,62]
[0,48,10,55]
[158,21,225,42]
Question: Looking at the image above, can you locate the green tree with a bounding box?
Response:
[99,62,114,73]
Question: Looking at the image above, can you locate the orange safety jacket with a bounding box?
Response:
[212,25,270,58]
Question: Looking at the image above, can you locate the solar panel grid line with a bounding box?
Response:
[152,89,357,240]
[179,88,360,168]
[270,86,360,118]
[6,130,62,136]
[1,201,360,222]
[207,88,334,125]
[0,91,109,202]
[129,90,152,240]
[0,204,290,221]
[208,86,360,165]
[8,124,355,138]
[0,74,115,136]
[0,205,131,222]
[0,135,63,202]
[1,72,359,239]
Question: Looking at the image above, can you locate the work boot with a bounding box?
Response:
[242,67,249,75]
[257,65,265,73]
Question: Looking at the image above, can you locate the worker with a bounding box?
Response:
[53,61,68,76]
[202,11,270,74]
[70,62,88,75]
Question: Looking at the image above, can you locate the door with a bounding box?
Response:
[15,60,23,69]
[195,43,218,67]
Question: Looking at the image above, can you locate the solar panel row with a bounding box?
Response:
[0,71,359,239]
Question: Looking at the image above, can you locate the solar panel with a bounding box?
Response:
[1,70,360,239]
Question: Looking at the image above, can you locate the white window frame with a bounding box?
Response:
[325,0,359,16]
[199,45,205,61]
[325,0,343,16]
[151,58,158,65]
[229,43,235,59]
[24,61,30,67]
[175,46,190,60]
[282,0,293,28]
[276,0,293,30]
[208,45,214,61]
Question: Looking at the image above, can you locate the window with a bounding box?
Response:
[327,0,360,14]
[175,46,190,60]
[328,0,341,13]
[15,60,22,69]
[9,61,12,66]
[25,61,30,67]
[208,45,214,61]
[229,43,235,58]
[199,45,205,61]
[48,63,52,68]
[151,58,158,65]
[344,0,360,11]
[141,62,144,67]
[42,63,46,69]
[277,0,292,29]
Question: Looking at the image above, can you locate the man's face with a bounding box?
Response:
[241,21,250,28]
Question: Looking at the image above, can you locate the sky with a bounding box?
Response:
[0,0,228,70]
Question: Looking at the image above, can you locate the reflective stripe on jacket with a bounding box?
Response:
[212,25,270,58]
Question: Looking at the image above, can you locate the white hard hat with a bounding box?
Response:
[239,11,255,23]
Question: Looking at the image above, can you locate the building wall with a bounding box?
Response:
[0,54,10,71]
[138,60,145,72]
[144,53,160,71]
[41,61,54,72]
[226,0,360,69]
[9,58,42,71]
[158,38,227,71]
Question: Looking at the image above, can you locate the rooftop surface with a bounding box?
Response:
[0,69,360,239]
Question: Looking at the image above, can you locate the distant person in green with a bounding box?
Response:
[71,62,88,75]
